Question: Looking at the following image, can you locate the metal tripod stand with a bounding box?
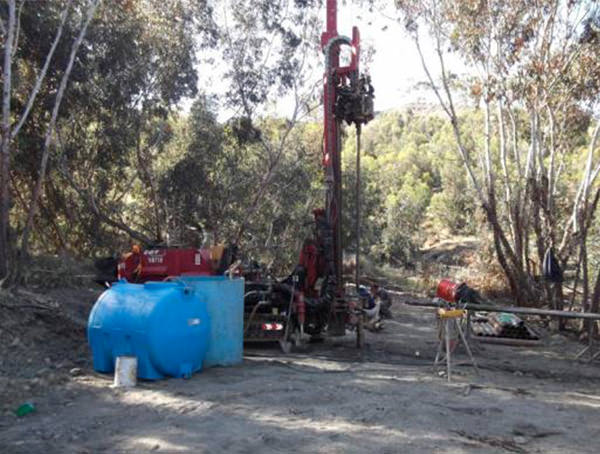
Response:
[434,308,479,382]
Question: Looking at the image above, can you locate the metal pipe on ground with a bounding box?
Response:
[405,299,600,321]
[474,336,541,347]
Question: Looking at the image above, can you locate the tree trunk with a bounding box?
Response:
[554,281,566,331]
[581,238,590,334]
[589,269,600,337]
[492,230,519,299]
[0,0,16,283]
[135,131,165,243]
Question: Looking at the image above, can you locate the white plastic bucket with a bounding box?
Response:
[114,356,138,387]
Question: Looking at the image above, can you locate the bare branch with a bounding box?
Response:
[560,121,600,256]
[591,160,600,187]
[498,99,513,218]
[582,122,600,204]
[483,97,493,191]
[506,107,523,179]
[19,0,101,259]
[10,0,24,59]
[546,105,556,213]
[11,0,73,139]
[524,114,537,181]
[58,159,154,246]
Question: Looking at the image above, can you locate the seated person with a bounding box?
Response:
[370,284,393,319]
[359,285,383,330]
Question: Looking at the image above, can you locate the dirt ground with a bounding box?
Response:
[1,287,600,454]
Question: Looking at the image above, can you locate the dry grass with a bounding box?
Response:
[357,236,514,301]
[21,255,97,289]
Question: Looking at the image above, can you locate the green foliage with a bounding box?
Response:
[381,172,432,262]
[7,0,598,290]
[341,109,477,265]
[157,97,322,272]
[7,0,216,256]
[3,0,327,275]
[219,0,321,115]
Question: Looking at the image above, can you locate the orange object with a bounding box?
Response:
[210,244,225,262]
[436,279,463,303]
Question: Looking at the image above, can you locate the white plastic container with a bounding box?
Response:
[113,356,138,387]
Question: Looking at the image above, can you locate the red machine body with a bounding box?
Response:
[117,247,215,282]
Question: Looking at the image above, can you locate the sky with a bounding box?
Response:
[337,1,432,111]
[330,1,468,113]
[190,1,466,120]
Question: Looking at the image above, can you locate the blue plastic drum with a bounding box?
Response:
[88,280,211,380]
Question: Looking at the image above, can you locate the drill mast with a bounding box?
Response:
[320,0,374,334]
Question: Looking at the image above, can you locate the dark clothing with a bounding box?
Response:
[376,289,393,319]
[543,247,563,283]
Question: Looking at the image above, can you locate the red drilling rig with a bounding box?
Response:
[319,0,374,336]
[99,0,374,350]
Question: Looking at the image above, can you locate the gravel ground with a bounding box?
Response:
[1,289,600,454]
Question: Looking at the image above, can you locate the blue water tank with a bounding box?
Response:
[88,280,211,380]
[180,276,244,367]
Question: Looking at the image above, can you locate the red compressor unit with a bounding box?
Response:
[117,245,232,283]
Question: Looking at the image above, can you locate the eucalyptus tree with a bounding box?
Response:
[216,0,323,247]
[396,0,600,309]
[1,0,217,284]
[2,0,102,283]
[52,0,216,252]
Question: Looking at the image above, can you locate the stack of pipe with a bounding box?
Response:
[471,313,538,340]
